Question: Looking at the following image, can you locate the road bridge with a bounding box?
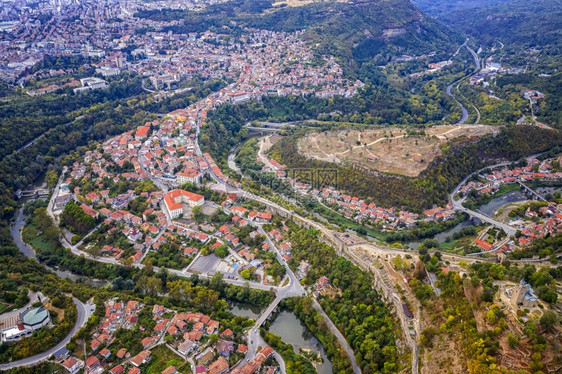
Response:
[453,204,517,236]
[517,181,548,202]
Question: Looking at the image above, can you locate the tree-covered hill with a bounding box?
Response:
[438,0,561,51]
[136,0,463,78]
[411,0,512,18]
[269,125,562,211]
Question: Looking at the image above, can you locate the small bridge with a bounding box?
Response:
[517,181,547,202]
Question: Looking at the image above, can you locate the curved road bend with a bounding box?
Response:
[446,82,469,125]
[344,246,419,374]
[234,227,361,374]
[447,39,482,125]
[447,155,549,237]
[0,297,90,370]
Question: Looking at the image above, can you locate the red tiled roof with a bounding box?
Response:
[164,189,204,211]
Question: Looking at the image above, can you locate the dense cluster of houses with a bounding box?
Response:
[212,203,286,284]
[58,127,281,270]
[457,157,562,250]
[231,346,275,374]
[80,298,278,374]
[59,123,282,273]
[458,157,561,201]
[259,156,456,229]
[76,299,145,374]
[484,158,559,186]
[515,203,562,247]
[2,0,363,108]
[266,226,292,262]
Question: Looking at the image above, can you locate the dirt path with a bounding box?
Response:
[495,200,530,222]
[299,125,496,177]
[336,134,408,155]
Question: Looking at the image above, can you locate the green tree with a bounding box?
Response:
[507,332,518,348]
[240,269,251,279]
[214,244,228,258]
[46,169,59,188]
[539,311,558,331]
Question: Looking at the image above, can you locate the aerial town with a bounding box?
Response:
[0,0,560,374]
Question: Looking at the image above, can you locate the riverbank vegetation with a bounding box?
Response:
[283,297,354,373]
[462,183,521,211]
[261,330,317,374]
[279,219,403,372]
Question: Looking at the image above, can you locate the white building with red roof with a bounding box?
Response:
[164,189,205,219]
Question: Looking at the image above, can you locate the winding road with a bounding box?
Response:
[447,39,482,125]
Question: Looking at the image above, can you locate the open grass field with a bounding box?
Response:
[22,225,58,252]
[298,125,497,177]
[144,346,189,374]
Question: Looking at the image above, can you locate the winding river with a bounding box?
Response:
[12,207,109,287]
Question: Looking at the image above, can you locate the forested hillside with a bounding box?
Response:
[270,126,562,211]
[411,0,511,18]
[200,86,462,171]
[136,0,462,78]
[439,0,561,51]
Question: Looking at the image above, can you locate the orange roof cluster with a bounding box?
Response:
[474,239,493,251]
[135,126,150,138]
[164,189,204,211]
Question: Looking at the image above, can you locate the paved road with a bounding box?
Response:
[234,226,361,373]
[206,154,364,372]
[447,155,556,237]
[452,178,557,239]
[312,299,361,374]
[345,247,419,374]
[0,297,91,370]
[446,39,482,125]
[0,291,46,321]
[447,81,469,125]
[447,39,470,125]
[46,166,66,223]
[452,202,517,236]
